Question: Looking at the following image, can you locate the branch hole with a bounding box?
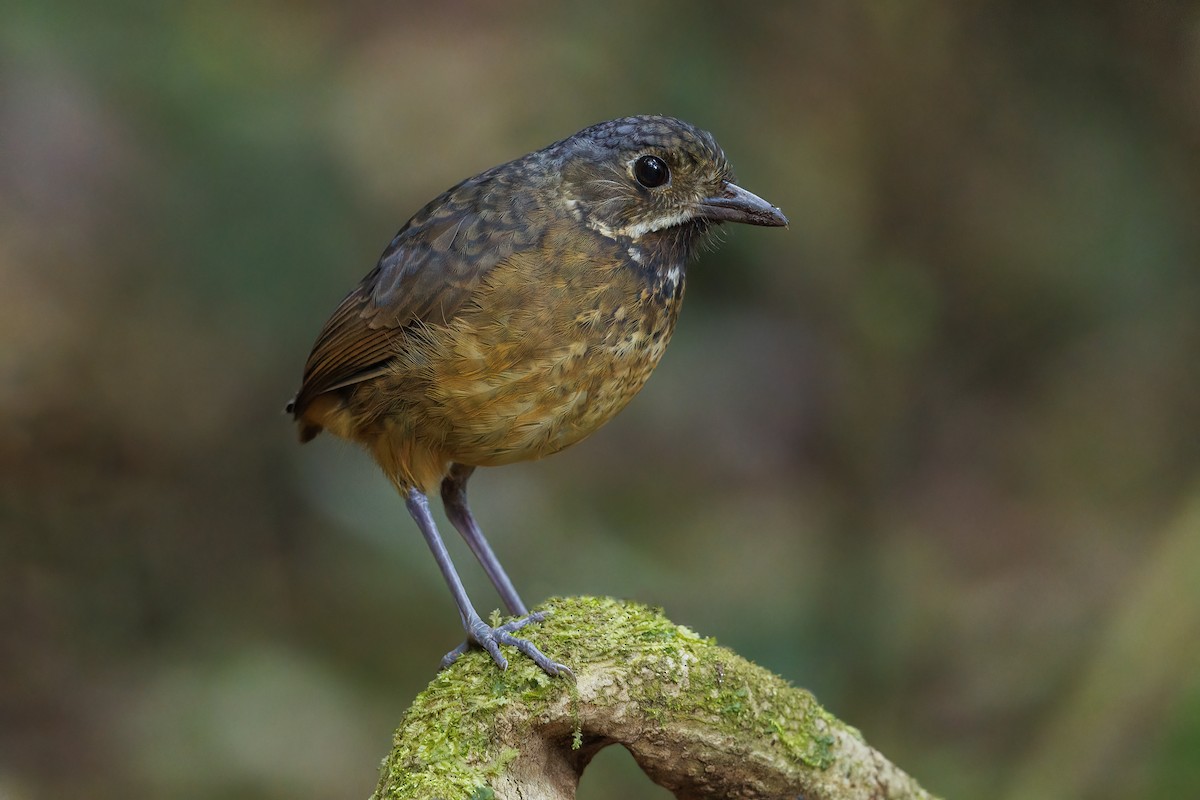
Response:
[577,744,674,800]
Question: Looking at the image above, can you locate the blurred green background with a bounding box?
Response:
[3,2,1199,798]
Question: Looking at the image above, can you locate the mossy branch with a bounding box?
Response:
[372,597,937,800]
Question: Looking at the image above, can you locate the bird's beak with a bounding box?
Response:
[697,181,788,227]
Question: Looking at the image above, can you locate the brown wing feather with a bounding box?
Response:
[289,164,545,419]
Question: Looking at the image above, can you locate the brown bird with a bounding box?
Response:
[288,115,787,675]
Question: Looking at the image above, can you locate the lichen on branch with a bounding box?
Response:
[372,596,936,800]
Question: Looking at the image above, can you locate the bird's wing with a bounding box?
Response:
[291,170,540,414]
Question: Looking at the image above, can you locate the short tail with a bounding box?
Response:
[284,394,323,443]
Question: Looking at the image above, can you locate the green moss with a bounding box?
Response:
[372,596,843,798]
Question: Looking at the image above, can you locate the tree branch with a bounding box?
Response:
[372,597,937,800]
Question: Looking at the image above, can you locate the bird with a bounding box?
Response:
[287,115,787,676]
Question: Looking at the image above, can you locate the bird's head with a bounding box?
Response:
[553,115,787,246]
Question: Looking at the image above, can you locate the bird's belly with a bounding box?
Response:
[428,316,677,465]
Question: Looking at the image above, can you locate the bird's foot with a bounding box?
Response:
[441,611,573,678]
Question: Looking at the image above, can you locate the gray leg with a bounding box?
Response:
[441,463,528,616]
[404,488,570,676]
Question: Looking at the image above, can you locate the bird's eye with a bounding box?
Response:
[633,155,670,188]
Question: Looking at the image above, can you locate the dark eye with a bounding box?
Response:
[633,155,669,188]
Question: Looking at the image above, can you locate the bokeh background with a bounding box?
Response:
[3,2,1199,798]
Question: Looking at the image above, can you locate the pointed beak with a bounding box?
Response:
[697,180,788,227]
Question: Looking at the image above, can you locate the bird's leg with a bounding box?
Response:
[404,488,570,677]
[441,463,528,616]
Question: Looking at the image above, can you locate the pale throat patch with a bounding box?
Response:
[563,195,696,243]
[615,209,696,240]
[659,263,684,298]
[562,192,688,296]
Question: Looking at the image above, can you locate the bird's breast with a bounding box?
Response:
[398,226,687,465]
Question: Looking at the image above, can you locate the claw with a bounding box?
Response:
[439,640,471,670]
[441,611,571,677]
